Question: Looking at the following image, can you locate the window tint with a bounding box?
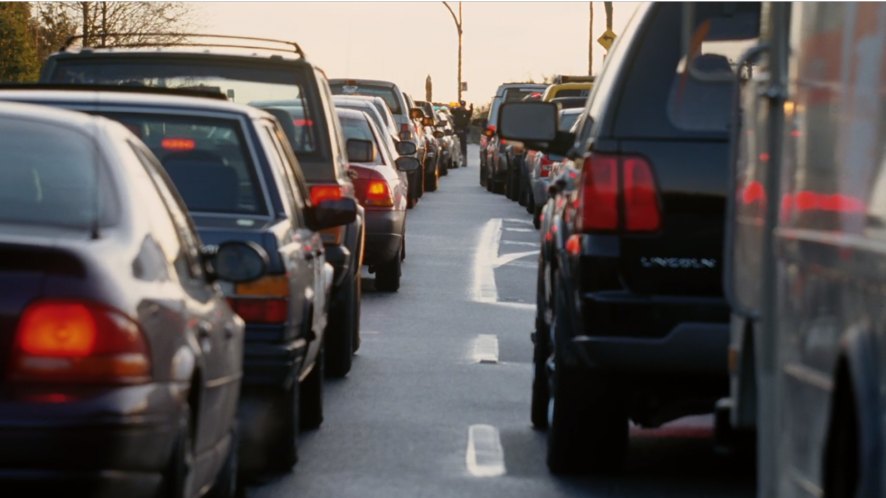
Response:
[49,60,321,157]
[0,118,115,229]
[331,83,402,115]
[130,142,204,279]
[106,113,267,216]
[339,115,382,165]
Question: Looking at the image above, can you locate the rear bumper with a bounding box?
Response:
[568,285,729,375]
[363,209,405,266]
[0,383,186,497]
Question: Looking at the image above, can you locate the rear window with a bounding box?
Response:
[559,111,581,132]
[503,88,545,102]
[339,115,382,165]
[104,113,268,215]
[0,118,114,229]
[331,83,401,115]
[47,59,321,157]
[611,3,760,137]
[554,88,590,98]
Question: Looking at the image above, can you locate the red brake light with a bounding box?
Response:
[228,298,288,324]
[578,154,619,231]
[623,157,661,231]
[365,179,394,207]
[540,155,553,177]
[161,138,196,151]
[310,184,344,206]
[293,119,314,127]
[11,301,150,384]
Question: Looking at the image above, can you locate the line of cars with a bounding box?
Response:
[0,34,460,497]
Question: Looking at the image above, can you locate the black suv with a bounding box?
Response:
[499,2,759,473]
[40,35,365,379]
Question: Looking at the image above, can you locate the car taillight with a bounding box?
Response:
[623,157,660,231]
[365,179,394,207]
[11,301,151,384]
[576,153,661,233]
[540,155,553,177]
[310,184,344,206]
[229,275,289,324]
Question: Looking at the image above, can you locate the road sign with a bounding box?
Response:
[597,29,617,50]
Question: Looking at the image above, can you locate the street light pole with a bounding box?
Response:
[442,1,463,102]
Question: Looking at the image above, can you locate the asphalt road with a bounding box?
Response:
[246,145,756,498]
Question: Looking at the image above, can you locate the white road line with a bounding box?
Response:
[466,425,507,478]
[503,218,534,225]
[471,218,502,304]
[493,301,535,311]
[471,334,499,364]
[493,250,538,268]
[501,240,540,248]
[503,227,534,233]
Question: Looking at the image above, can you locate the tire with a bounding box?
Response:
[207,428,240,498]
[533,205,542,230]
[374,253,401,292]
[531,330,550,430]
[268,383,299,473]
[325,271,357,378]
[425,163,438,192]
[824,369,859,498]
[300,346,324,431]
[166,406,196,498]
[480,164,487,187]
[546,284,628,475]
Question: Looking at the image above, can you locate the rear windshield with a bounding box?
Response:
[47,59,321,157]
[338,104,386,139]
[339,115,382,165]
[0,118,114,229]
[330,83,401,115]
[503,88,544,102]
[104,113,267,215]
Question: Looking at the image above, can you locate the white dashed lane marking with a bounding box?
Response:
[466,424,507,478]
[471,334,499,364]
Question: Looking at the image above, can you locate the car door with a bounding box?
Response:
[129,140,243,467]
[257,119,324,376]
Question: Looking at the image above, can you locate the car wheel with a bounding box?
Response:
[533,205,543,230]
[480,164,487,187]
[325,271,357,378]
[546,283,629,475]
[532,327,550,430]
[166,406,196,498]
[300,345,324,430]
[525,190,535,214]
[425,165,438,192]
[266,383,299,473]
[207,428,240,498]
[374,253,401,292]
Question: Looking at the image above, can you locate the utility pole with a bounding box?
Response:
[588,2,593,75]
[442,2,463,101]
[100,1,107,47]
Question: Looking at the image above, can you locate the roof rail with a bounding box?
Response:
[0,83,229,101]
[61,33,306,59]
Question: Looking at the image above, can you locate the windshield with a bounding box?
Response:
[330,83,402,115]
[105,113,268,215]
[0,118,113,230]
[47,59,321,156]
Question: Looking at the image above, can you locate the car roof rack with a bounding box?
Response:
[61,33,306,59]
[0,83,229,101]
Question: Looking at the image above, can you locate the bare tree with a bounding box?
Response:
[35,2,193,50]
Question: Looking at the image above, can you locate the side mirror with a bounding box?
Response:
[395,156,420,173]
[204,241,269,283]
[346,138,375,163]
[498,102,558,142]
[309,197,358,230]
[433,130,444,139]
[422,116,435,127]
[395,140,417,156]
[410,107,425,120]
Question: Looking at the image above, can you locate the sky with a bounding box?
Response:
[194,1,640,107]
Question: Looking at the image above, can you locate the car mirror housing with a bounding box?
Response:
[395,140,417,156]
[346,138,376,163]
[204,241,269,283]
[395,156,420,173]
[308,197,358,231]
